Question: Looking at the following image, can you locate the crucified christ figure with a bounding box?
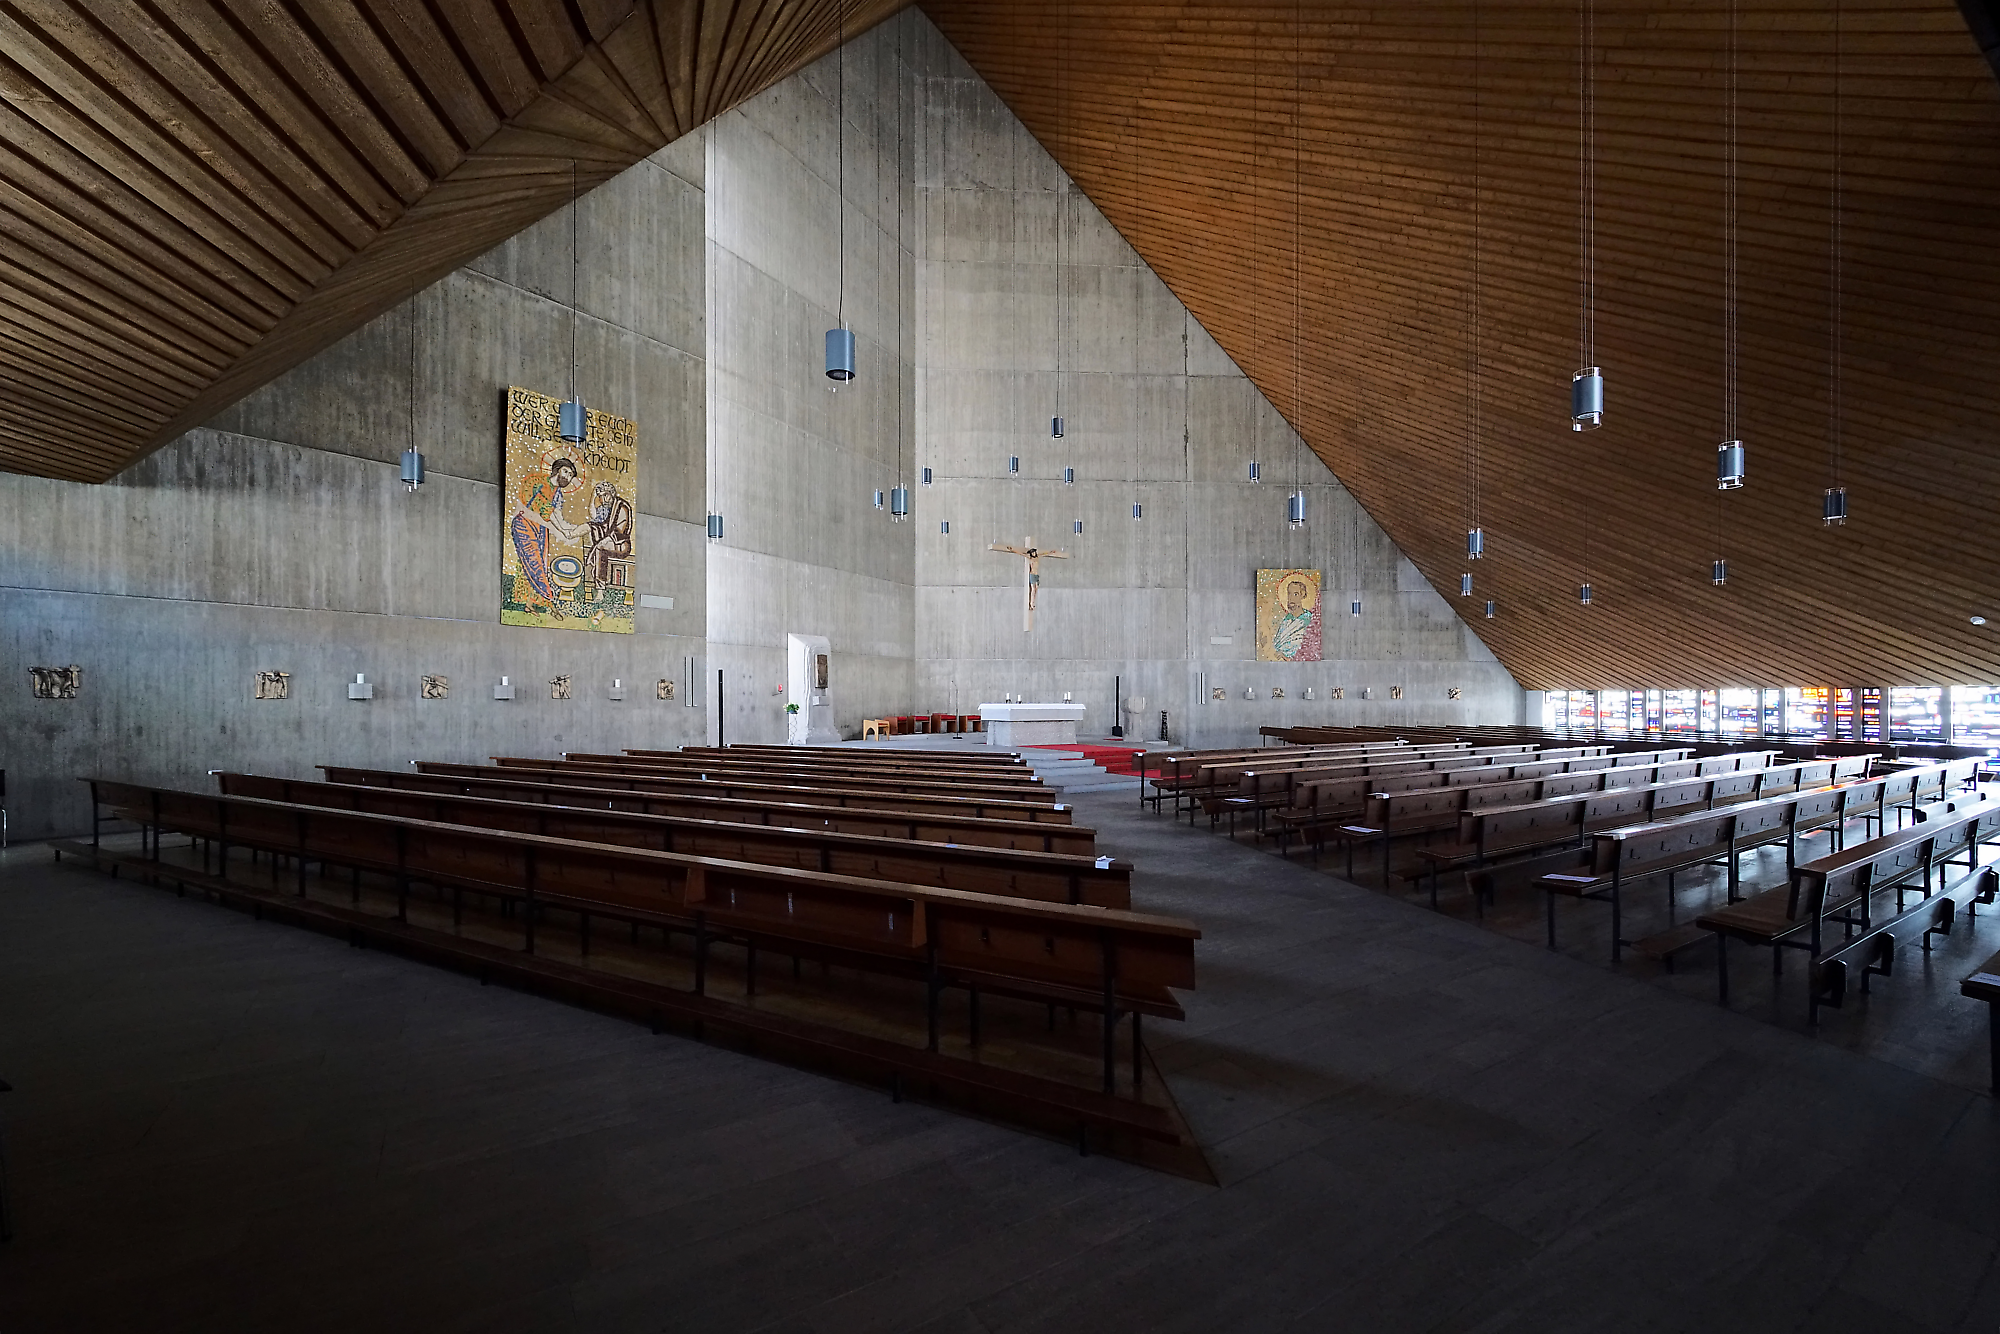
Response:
[988,535,1069,632]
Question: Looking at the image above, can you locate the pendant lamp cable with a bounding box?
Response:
[1292,0,1303,500]
[1579,0,1595,370]
[1829,0,1843,495]
[1466,0,1481,554]
[1720,0,1737,572]
[1251,11,1260,480]
[837,0,846,332]
[896,10,905,490]
[1057,0,1067,436]
[569,159,578,402]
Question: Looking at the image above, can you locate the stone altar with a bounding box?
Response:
[979,702,1085,747]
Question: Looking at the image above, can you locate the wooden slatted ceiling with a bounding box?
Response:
[921,0,2000,690]
[0,0,904,485]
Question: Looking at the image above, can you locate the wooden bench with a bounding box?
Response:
[1961,946,2000,1094]
[86,780,1197,1101]
[223,774,1134,908]
[530,755,1051,799]
[1693,797,2000,1012]
[412,761,1075,825]
[321,766,1096,854]
[1810,866,1996,1024]
[708,743,1026,767]
[1538,776,1902,963]
[620,747,1041,780]
[1369,757,1863,898]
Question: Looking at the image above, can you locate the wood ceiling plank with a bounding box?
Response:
[6,4,359,265]
[926,0,2000,687]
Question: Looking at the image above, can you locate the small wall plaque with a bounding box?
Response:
[1448,687,1463,701]
[254,670,290,700]
[1271,686,1285,699]
[1390,685,1404,700]
[30,665,81,699]
[550,675,572,700]
[1212,687,1227,701]
[421,675,449,700]
[1330,687,1344,700]
[657,678,676,701]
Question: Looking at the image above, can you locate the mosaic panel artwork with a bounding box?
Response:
[1255,569,1322,662]
[502,386,637,633]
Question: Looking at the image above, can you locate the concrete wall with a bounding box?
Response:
[0,137,711,839]
[705,15,918,745]
[0,11,1520,837]
[907,23,1521,748]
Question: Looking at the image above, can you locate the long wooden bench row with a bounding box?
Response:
[1697,793,2000,1018]
[86,779,1197,1105]
[506,755,1049,803]
[223,774,1132,908]
[1300,751,1810,883]
[1218,745,1655,829]
[1199,746,1622,834]
[706,743,1031,767]
[1529,760,1981,963]
[1274,747,1744,854]
[1139,740,1432,813]
[600,749,1047,786]
[322,766,1094,854]
[410,761,1075,824]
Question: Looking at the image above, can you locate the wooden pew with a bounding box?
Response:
[413,761,1074,824]
[322,766,1095,853]
[1141,740,1429,816]
[512,755,1048,801]
[684,743,1033,769]
[1961,946,2000,1094]
[607,749,1046,784]
[1537,771,1925,963]
[1694,797,2000,1013]
[223,774,1132,908]
[1337,753,1820,891]
[86,779,1196,1101]
[1272,750,1717,858]
[1202,746,1555,834]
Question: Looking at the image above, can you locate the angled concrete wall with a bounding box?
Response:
[906,22,1521,747]
[705,12,920,745]
[0,138,711,839]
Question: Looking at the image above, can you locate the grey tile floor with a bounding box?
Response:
[1,793,1996,1333]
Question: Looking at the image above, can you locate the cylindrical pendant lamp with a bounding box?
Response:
[1051,416,1064,439]
[1288,491,1306,528]
[1460,573,1473,596]
[559,396,587,443]
[707,513,724,542]
[1467,527,1485,560]
[1579,582,1593,606]
[1822,486,1848,525]
[1716,440,1745,490]
[400,447,425,492]
[1712,558,1728,585]
[825,327,856,382]
[889,485,909,520]
[1570,367,1604,431]
[1484,599,1497,618]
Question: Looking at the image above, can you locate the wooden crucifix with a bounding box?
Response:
[988,535,1069,632]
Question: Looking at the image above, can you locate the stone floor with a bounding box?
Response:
[2,791,1997,1332]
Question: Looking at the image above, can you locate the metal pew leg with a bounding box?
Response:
[1991,1003,1999,1096]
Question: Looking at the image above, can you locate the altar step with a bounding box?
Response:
[1019,748,1149,793]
